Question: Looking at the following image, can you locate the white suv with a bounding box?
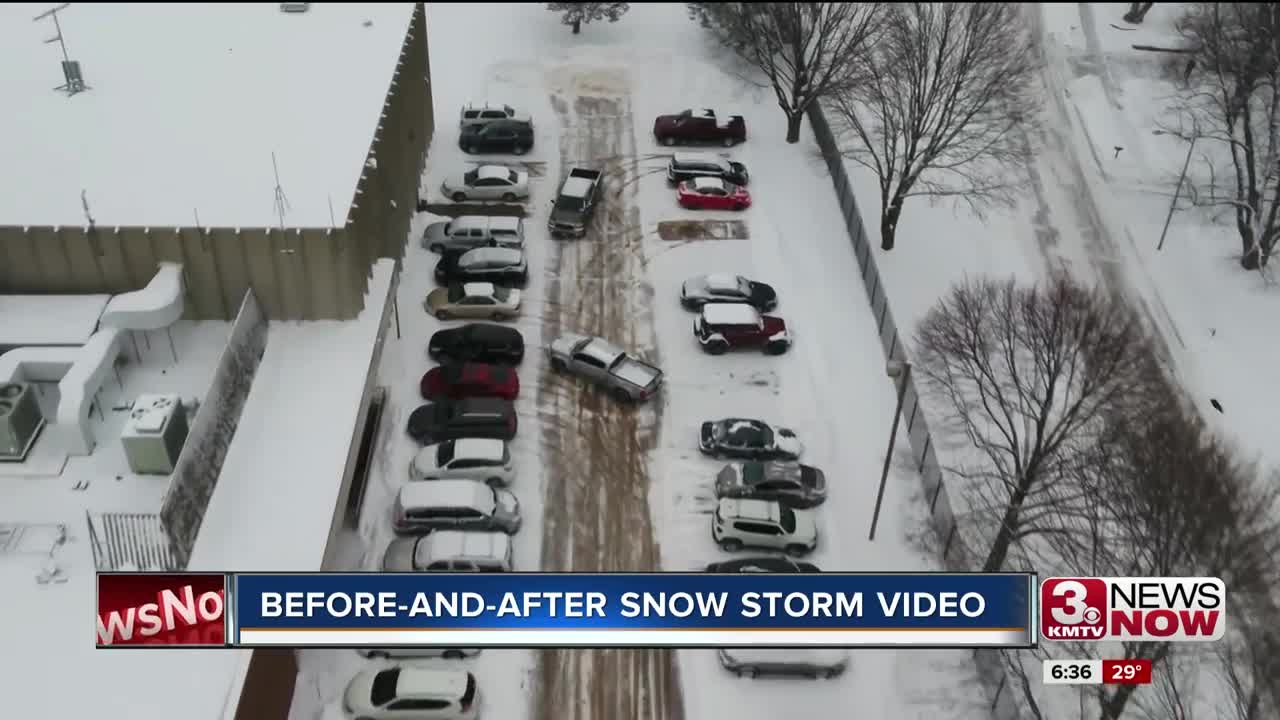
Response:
[343,666,479,720]
[458,102,529,129]
[411,438,516,486]
[712,498,818,556]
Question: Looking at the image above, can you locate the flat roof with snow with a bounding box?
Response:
[0,3,415,228]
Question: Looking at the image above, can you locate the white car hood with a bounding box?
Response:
[343,670,377,716]
[442,173,468,191]
[790,508,819,545]
[774,428,803,456]
[410,446,441,480]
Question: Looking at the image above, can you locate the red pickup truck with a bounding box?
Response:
[654,108,746,147]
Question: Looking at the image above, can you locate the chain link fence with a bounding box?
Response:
[807,103,1022,720]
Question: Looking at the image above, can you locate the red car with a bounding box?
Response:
[420,362,520,401]
[677,177,751,211]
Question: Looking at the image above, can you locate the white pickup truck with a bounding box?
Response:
[547,334,663,402]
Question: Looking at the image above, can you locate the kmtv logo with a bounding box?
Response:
[1041,577,1226,642]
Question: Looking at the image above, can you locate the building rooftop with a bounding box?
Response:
[1,260,393,719]
[0,2,415,228]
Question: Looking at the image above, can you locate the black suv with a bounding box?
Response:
[667,152,749,186]
[428,323,525,365]
[459,119,534,155]
[704,556,820,573]
[406,397,518,445]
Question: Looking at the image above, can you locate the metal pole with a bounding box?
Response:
[393,298,402,340]
[870,364,910,541]
[1158,135,1196,251]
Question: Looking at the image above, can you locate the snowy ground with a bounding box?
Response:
[287,4,993,720]
[0,2,413,227]
[0,320,242,719]
[838,2,1279,717]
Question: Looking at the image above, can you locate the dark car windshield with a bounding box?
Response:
[555,195,585,212]
[437,441,456,466]
[463,169,479,186]
[779,507,797,533]
[741,463,765,486]
[370,669,400,706]
[508,170,519,183]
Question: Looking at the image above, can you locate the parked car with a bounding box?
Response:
[391,479,521,534]
[459,118,534,155]
[441,165,529,202]
[547,333,663,402]
[680,273,777,312]
[425,282,522,321]
[704,556,821,573]
[405,398,517,445]
[422,215,524,254]
[459,102,529,129]
[434,247,528,286]
[653,108,746,146]
[699,418,803,460]
[693,302,791,355]
[343,666,480,720]
[712,497,818,556]
[717,648,849,679]
[410,438,516,486]
[420,363,519,402]
[428,324,524,365]
[547,167,603,238]
[357,647,482,660]
[715,461,827,508]
[382,530,513,572]
[667,152,749,186]
[677,176,751,211]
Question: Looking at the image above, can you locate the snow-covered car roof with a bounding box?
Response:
[701,302,761,326]
[477,164,516,180]
[453,437,507,462]
[462,247,523,265]
[703,273,744,293]
[461,282,498,297]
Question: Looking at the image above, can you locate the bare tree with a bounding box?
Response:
[828,2,1039,250]
[913,272,1148,574]
[545,2,629,34]
[1087,392,1280,720]
[687,2,884,143]
[1177,3,1280,269]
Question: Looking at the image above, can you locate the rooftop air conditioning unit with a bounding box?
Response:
[120,394,190,475]
[0,382,45,461]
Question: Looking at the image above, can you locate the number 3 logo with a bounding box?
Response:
[1050,580,1091,625]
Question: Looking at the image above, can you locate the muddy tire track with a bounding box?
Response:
[534,70,684,720]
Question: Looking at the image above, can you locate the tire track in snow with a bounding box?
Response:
[533,67,684,720]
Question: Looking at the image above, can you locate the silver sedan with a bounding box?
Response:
[441,164,530,202]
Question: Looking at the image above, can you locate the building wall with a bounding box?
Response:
[0,3,434,322]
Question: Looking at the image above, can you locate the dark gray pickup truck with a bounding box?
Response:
[548,167,602,238]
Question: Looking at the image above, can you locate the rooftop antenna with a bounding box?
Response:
[34,3,90,96]
[271,152,290,232]
[80,189,95,227]
[328,195,336,226]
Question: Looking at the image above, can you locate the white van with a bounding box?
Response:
[381,530,513,572]
[392,480,521,535]
[422,215,525,253]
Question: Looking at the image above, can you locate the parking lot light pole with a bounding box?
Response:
[870,360,911,542]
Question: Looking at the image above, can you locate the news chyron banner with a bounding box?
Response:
[96,572,1034,648]
[97,572,1036,648]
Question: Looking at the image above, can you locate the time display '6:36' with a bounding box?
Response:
[1043,659,1102,685]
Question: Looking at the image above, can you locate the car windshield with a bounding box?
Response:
[463,169,479,186]
[447,285,466,302]
[370,669,400,706]
[508,170,519,183]
[555,195,584,212]
[492,286,511,302]
[437,441,455,466]
[779,506,797,533]
[741,463,765,485]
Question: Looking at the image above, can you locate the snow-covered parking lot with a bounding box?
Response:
[292,4,990,720]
